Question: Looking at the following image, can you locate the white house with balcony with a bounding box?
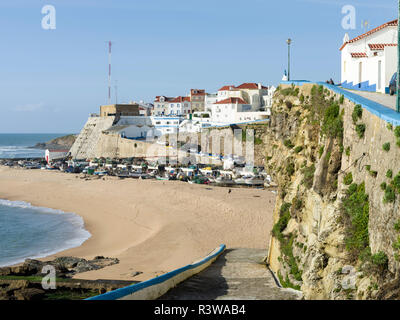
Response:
[167,96,191,116]
[340,19,398,94]
[211,97,269,125]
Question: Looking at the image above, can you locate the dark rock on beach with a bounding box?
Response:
[0,256,126,300]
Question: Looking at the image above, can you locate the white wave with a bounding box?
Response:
[0,199,91,267]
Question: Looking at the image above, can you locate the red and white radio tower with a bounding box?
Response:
[107,41,113,104]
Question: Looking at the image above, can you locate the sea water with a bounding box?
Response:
[0,133,68,159]
[0,199,91,267]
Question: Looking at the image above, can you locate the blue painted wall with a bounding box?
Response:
[280,81,400,127]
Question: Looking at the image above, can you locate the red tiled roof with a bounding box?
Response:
[218,85,237,91]
[214,97,248,105]
[340,19,398,51]
[236,83,268,90]
[170,96,191,103]
[351,52,367,58]
[368,43,397,50]
[154,96,174,102]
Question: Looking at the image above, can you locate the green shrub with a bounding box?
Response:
[369,170,378,178]
[392,173,400,192]
[339,95,344,104]
[380,182,387,191]
[272,203,291,241]
[294,146,303,153]
[343,172,353,185]
[345,147,351,157]
[321,102,343,139]
[394,220,400,232]
[386,169,393,179]
[286,162,295,176]
[356,124,366,139]
[299,94,305,103]
[342,182,370,258]
[284,139,294,149]
[383,143,391,152]
[387,123,393,131]
[383,186,395,203]
[352,104,363,124]
[371,251,388,269]
[395,126,400,138]
[319,146,324,158]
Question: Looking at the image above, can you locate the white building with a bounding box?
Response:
[167,96,191,116]
[340,19,398,93]
[45,149,69,163]
[205,93,218,112]
[217,83,273,111]
[153,96,174,116]
[211,97,269,125]
[151,116,183,137]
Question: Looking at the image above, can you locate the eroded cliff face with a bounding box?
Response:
[265,84,400,300]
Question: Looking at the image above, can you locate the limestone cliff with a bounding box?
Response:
[265,83,400,300]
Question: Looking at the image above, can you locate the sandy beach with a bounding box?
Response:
[0,166,276,282]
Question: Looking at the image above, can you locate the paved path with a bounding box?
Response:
[158,248,302,300]
[343,89,396,111]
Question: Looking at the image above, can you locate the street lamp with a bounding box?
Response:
[286,38,292,81]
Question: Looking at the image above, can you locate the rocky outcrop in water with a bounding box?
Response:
[32,134,76,150]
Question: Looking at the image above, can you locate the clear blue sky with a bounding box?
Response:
[0,0,397,133]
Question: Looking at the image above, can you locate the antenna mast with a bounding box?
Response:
[107,41,113,104]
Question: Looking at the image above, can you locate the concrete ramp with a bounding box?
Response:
[159,248,302,300]
[70,116,115,159]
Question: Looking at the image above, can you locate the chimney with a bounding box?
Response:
[258,83,262,90]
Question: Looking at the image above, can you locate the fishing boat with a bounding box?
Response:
[215,176,235,186]
[156,175,169,181]
[234,175,253,185]
[94,170,108,176]
[245,175,265,186]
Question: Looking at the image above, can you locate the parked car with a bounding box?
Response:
[389,72,398,96]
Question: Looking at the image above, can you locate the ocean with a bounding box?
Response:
[0,133,68,159]
[0,200,91,267]
[0,133,90,267]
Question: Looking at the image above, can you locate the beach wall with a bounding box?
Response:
[69,116,116,159]
[85,245,226,300]
[264,83,400,299]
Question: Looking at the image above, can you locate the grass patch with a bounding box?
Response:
[355,124,366,139]
[343,172,353,185]
[341,182,370,260]
[383,186,395,204]
[294,146,303,153]
[284,139,295,149]
[352,104,363,124]
[383,143,391,152]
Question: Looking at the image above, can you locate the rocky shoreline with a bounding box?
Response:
[31,134,76,150]
[0,256,135,300]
